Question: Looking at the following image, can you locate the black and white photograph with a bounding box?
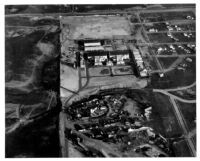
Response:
[3,1,197,158]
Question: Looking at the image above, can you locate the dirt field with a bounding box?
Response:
[60,64,79,91]
[61,15,131,39]
[82,75,147,89]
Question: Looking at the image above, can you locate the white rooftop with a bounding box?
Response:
[85,46,104,51]
[84,42,101,47]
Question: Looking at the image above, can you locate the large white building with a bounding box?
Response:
[132,49,148,77]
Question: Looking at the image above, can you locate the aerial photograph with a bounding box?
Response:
[5,4,196,157]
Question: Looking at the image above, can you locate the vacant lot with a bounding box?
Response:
[5,16,60,158]
[112,65,133,75]
[149,57,195,89]
[61,15,131,39]
[148,33,175,43]
[176,100,196,131]
[144,23,167,32]
[82,75,147,90]
[148,92,182,138]
[88,66,111,77]
[173,140,192,157]
[5,16,59,26]
[158,57,178,69]
[60,64,79,91]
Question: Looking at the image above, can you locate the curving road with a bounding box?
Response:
[153,82,196,156]
[153,89,196,103]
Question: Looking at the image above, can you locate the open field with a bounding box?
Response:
[140,11,195,22]
[82,75,147,89]
[6,111,60,157]
[112,65,133,75]
[146,56,159,70]
[5,16,59,26]
[173,140,192,157]
[88,66,111,77]
[158,57,178,69]
[139,46,159,70]
[149,57,195,89]
[148,33,175,43]
[61,15,131,39]
[149,92,182,137]
[5,15,61,157]
[175,101,196,131]
[60,64,79,91]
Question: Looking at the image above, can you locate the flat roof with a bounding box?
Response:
[84,42,101,47]
[85,46,104,51]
